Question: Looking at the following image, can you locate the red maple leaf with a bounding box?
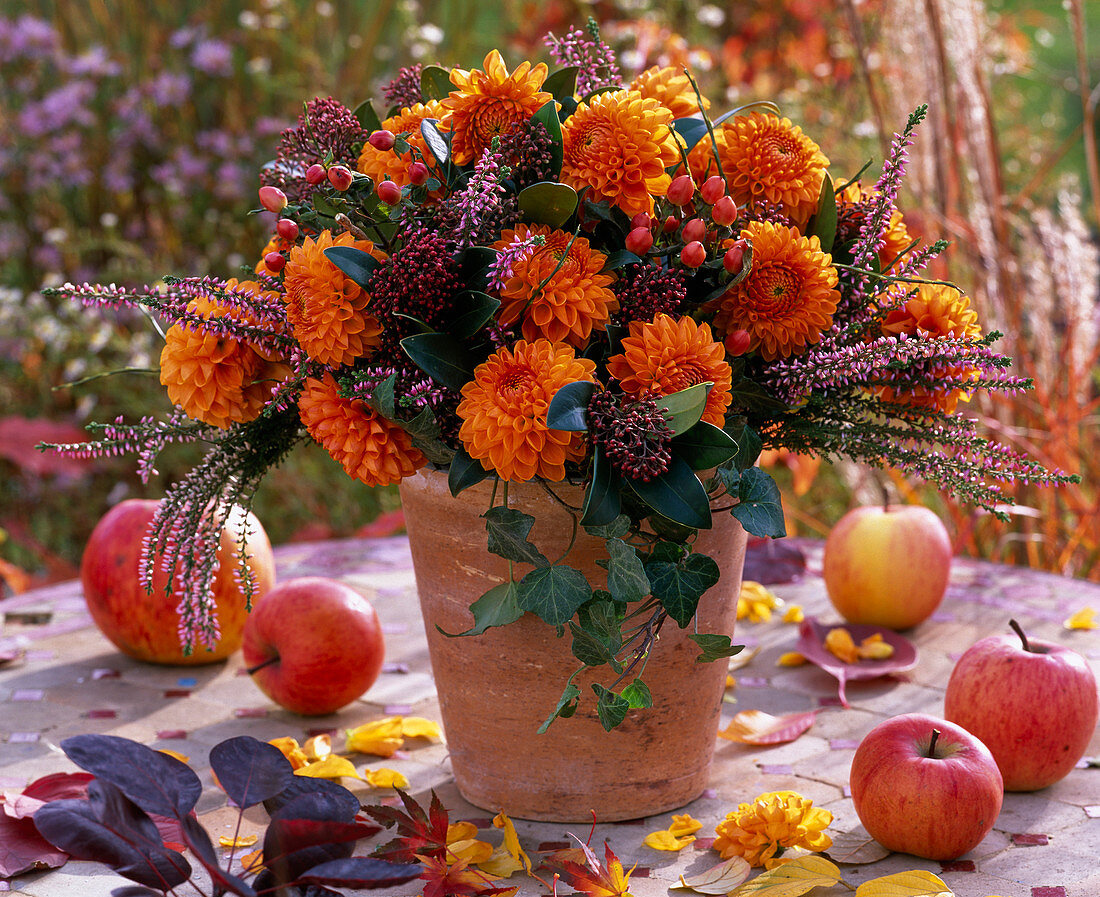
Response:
[366,789,450,863]
[541,840,635,897]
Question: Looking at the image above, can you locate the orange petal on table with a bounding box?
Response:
[447,837,496,865]
[857,634,895,660]
[345,717,404,757]
[302,734,332,761]
[777,651,807,666]
[668,813,703,837]
[1064,607,1098,630]
[782,605,805,623]
[824,627,860,664]
[219,834,259,848]
[294,755,360,780]
[157,749,190,764]
[268,736,309,770]
[717,709,817,745]
[363,767,409,789]
[677,856,751,894]
[643,829,695,851]
[400,717,444,741]
[240,848,264,871]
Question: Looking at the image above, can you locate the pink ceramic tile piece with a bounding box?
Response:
[380,623,409,634]
[11,689,44,702]
[817,696,844,708]
[1032,888,1067,897]
[382,662,409,674]
[384,703,413,715]
[8,732,40,743]
[759,764,792,775]
[24,650,55,661]
[163,688,192,698]
[1084,805,1100,818]
[842,784,851,797]
[157,729,188,740]
[234,707,269,718]
[0,776,25,788]
[693,837,716,850]
[91,668,121,679]
[85,709,118,719]
[941,860,976,872]
[461,817,496,828]
[739,677,769,688]
[829,739,860,750]
[538,841,571,851]
[701,788,718,799]
[632,867,651,877]
[1012,833,1049,846]
[306,727,337,738]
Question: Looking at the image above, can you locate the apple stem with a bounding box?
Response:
[1009,618,1032,653]
[927,728,941,758]
[245,655,280,675]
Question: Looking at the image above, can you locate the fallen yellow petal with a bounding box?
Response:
[668,813,703,837]
[363,767,409,789]
[268,737,309,770]
[737,581,784,624]
[157,749,190,764]
[447,837,495,865]
[777,652,807,667]
[1064,607,1098,630]
[479,844,525,877]
[726,674,737,690]
[447,822,480,844]
[857,636,895,661]
[345,718,405,757]
[218,834,259,848]
[643,829,696,851]
[240,848,264,871]
[782,605,805,623]
[400,717,444,741]
[824,627,860,664]
[492,811,531,876]
[302,734,332,762]
[294,755,360,780]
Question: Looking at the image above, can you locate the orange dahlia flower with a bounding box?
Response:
[456,339,596,482]
[356,100,447,188]
[606,313,732,427]
[282,230,385,367]
[439,50,553,166]
[298,374,426,486]
[689,112,829,229]
[159,280,289,429]
[879,283,982,414]
[491,224,618,347]
[714,790,833,868]
[629,65,710,118]
[711,220,839,361]
[560,89,681,218]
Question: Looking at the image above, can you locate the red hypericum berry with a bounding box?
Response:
[724,329,752,356]
[629,211,653,230]
[625,226,654,255]
[376,179,402,205]
[681,217,707,244]
[327,165,353,191]
[723,240,747,275]
[666,174,695,207]
[662,215,680,234]
[264,251,286,273]
[305,163,327,185]
[712,195,738,227]
[407,161,429,186]
[368,129,396,151]
[701,175,726,204]
[258,185,288,213]
[680,241,706,268]
[276,218,299,241]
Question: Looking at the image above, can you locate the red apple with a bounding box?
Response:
[241,577,384,715]
[944,619,1099,791]
[850,713,1003,860]
[81,499,275,665]
[823,504,952,629]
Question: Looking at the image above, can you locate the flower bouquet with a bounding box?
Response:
[52,22,1068,753]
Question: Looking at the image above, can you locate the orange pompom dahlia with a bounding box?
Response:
[356,100,447,188]
[439,50,553,165]
[282,230,385,367]
[298,374,426,486]
[714,790,833,868]
[710,220,839,361]
[159,280,289,429]
[560,89,681,218]
[690,112,829,228]
[492,224,618,347]
[606,313,732,427]
[629,65,710,118]
[456,340,596,482]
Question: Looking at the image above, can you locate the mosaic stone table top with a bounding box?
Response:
[1,536,1098,897]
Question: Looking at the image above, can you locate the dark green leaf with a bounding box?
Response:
[569,622,616,666]
[690,633,746,663]
[629,455,712,529]
[517,565,592,626]
[647,552,721,627]
[532,101,564,178]
[353,99,383,134]
[323,246,379,291]
[438,581,522,637]
[654,382,712,436]
[620,678,653,709]
[367,372,397,421]
[420,65,452,101]
[546,380,596,431]
[670,422,738,470]
[591,684,630,731]
[602,539,650,604]
[400,333,476,392]
[672,117,708,154]
[729,377,788,415]
[583,512,630,540]
[731,467,786,538]
[580,449,622,528]
[451,291,500,339]
[712,465,741,497]
[600,250,642,270]
[805,171,837,253]
[723,422,762,470]
[419,119,450,166]
[517,182,578,228]
[543,66,579,102]
[537,682,581,733]
[483,506,549,567]
[448,447,492,496]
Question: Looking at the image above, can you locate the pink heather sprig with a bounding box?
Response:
[450,139,511,249]
[48,280,167,311]
[545,18,622,97]
[486,233,545,292]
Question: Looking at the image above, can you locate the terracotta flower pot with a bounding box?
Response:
[399,467,748,822]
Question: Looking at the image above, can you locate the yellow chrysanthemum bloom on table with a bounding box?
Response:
[629,64,710,118]
[298,374,426,487]
[159,279,290,430]
[607,313,733,427]
[439,49,553,165]
[878,283,983,414]
[560,89,681,218]
[709,220,839,361]
[492,224,618,347]
[689,111,829,229]
[714,790,833,868]
[457,339,596,482]
[282,230,385,368]
[356,100,447,188]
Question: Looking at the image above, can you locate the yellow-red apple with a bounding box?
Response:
[823,504,952,629]
[80,499,275,664]
[850,713,1003,860]
[944,619,1099,791]
[240,577,384,715]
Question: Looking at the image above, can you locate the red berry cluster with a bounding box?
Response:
[587,391,674,482]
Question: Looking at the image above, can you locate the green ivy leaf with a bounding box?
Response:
[731,468,786,538]
[366,372,397,421]
[569,622,616,667]
[601,539,650,604]
[448,447,492,496]
[323,246,379,291]
[483,506,549,567]
[546,381,596,431]
[517,565,592,626]
[592,684,630,732]
[353,99,383,134]
[670,422,738,470]
[420,65,453,101]
[724,421,763,470]
[646,552,721,627]
[532,101,564,179]
[537,681,581,733]
[654,382,712,436]
[439,581,522,637]
[419,119,450,166]
[806,171,837,254]
[620,678,653,709]
[517,182,578,229]
[400,332,476,392]
[629,455,712,529]
[690,633,746,663]
[583,512,630,540]
[580,449,621,528]
[543,66,579,103]
[712,465,741,498]
[451,290,500,339]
